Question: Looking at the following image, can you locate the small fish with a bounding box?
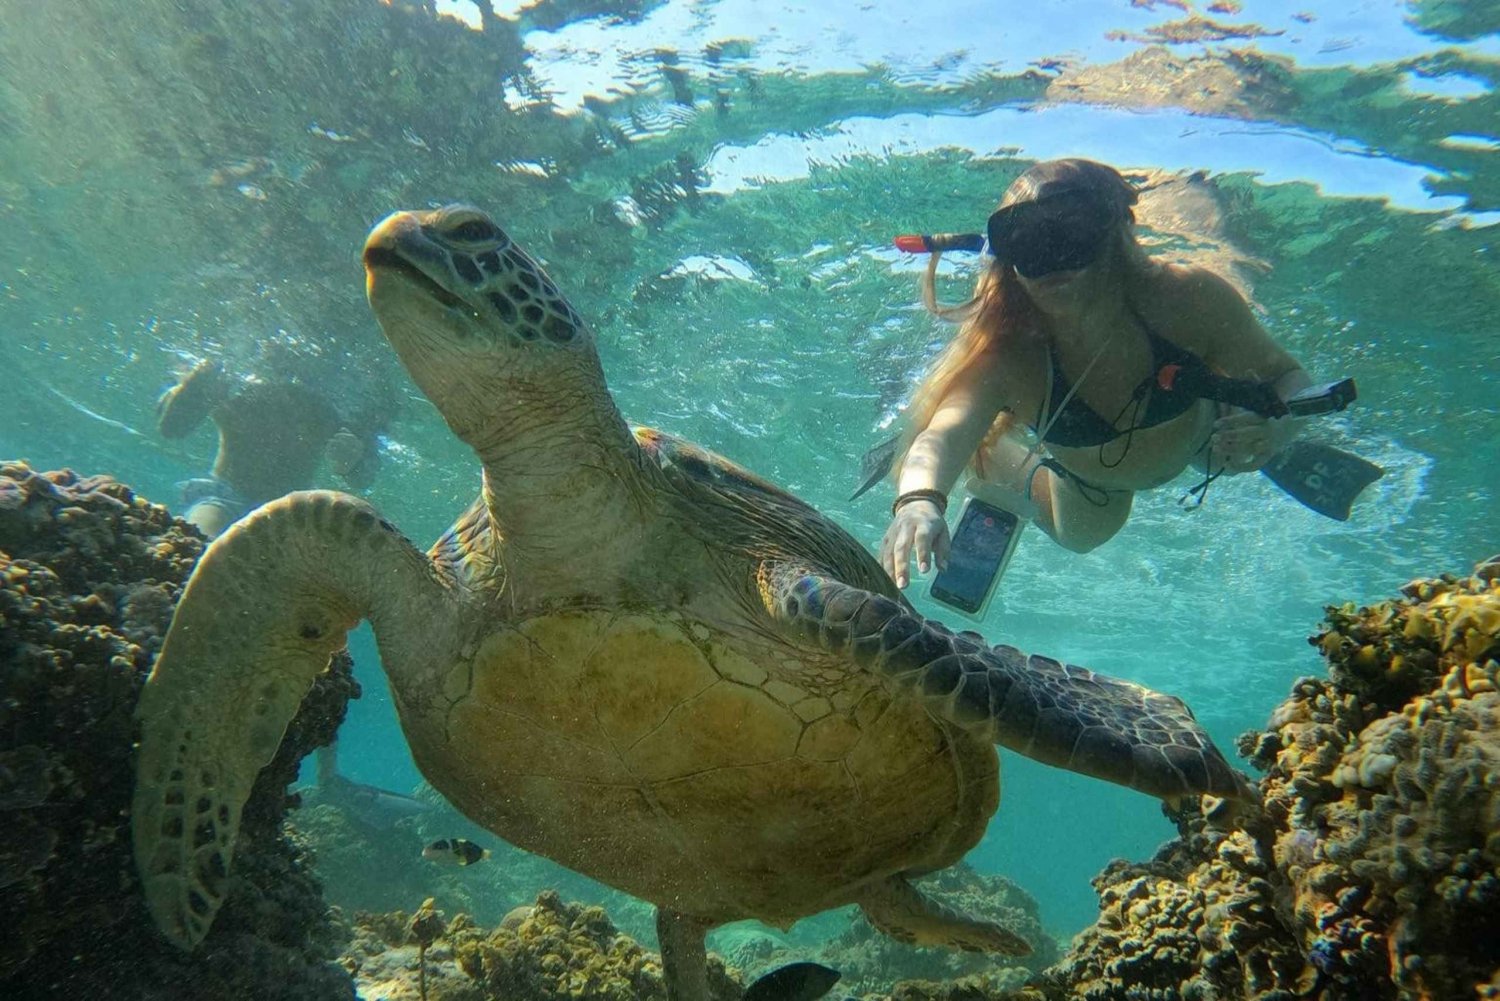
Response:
[742,962,840,1001]
[422,838,490,866]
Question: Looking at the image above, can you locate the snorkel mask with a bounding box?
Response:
[894,158,1134,278]
[985,190,1115,277]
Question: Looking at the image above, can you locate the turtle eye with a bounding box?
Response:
[447,217,502,244]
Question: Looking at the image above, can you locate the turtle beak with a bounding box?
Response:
[363,211,468,310]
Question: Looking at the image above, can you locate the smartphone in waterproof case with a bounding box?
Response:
[928,497,1022,619]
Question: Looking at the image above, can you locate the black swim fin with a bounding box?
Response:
[742,962,841,1001]
[850,436,900,501]
[1260,440,1383,521]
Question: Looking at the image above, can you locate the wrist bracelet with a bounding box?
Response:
[891,488,948,516]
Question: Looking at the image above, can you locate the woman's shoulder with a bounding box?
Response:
[1140,262,1248,313]
[1134,261,1254,347]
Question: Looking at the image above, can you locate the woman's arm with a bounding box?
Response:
[1173,268,1303,380]
[1170,269,1312,471]
[881,350,1013,586]
[896,383,1007,498]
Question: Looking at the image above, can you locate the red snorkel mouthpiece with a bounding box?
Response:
[893,233,987,254]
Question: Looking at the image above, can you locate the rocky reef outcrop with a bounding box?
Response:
[1032,557,1500,1001]
[0,462,357,1000]
[1046,45,1297,119]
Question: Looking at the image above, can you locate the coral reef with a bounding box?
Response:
[0,462,358,1000]
[1034,806,1305,1000]
[305,796,1051,995]
[879,981,1045,1001]
[334,866,1051,1001]
[342,891,741,1001]
[1033,557,1500,1001]
[294,794,439,919]
[1254,558,1500,1000]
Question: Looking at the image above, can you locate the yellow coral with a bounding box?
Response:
[1436,593,1500,661]
[1443,662,1500,699]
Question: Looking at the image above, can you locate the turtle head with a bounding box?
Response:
[363,205,607,449]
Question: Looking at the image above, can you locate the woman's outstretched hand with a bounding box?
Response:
[880,499,950,589]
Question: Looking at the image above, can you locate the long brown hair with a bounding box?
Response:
[889,158,1139,480]
[888,257,1037,479]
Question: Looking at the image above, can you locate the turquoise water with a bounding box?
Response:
[2,0,1496,941]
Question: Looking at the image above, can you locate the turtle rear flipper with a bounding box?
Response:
[132,491,446,949]
[858,874,1030,955]
[656,908,715,1001]
[762,566,1251,803]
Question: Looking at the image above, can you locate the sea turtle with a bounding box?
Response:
[132,205,1249,1000]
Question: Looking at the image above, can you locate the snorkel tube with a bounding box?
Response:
[893,232,987,255]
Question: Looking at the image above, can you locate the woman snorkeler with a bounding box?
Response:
[878,158,1318,590]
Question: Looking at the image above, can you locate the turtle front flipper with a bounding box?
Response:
[132,491,449,950]
[760,566,1250,802]
[858,874,1031,955]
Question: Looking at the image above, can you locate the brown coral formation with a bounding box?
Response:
[1034,805,1305,999]
[343,891,741,1001]
[0,461,358,1000]
[1252,560,1500,1000]
[1034,557,1500,1001]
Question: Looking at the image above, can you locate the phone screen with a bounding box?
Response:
[929,499,1020,615]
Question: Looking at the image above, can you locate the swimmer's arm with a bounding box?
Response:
[883,351,1014,584]
[1179,269,1311,462]
[896,349,1014,499]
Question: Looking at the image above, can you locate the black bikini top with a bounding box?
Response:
[1032,306,1210,450]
